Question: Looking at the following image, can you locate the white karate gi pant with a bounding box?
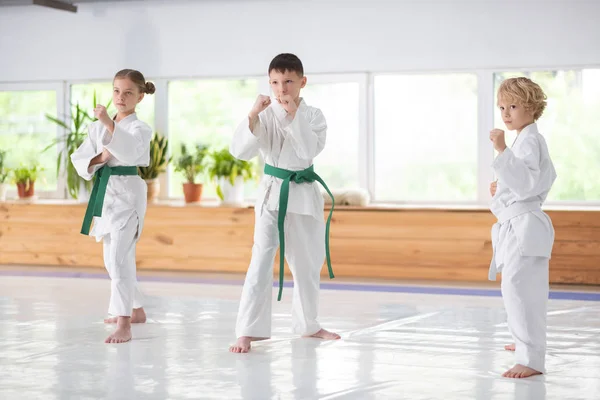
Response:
[102,214,144,317]
[499,224,549,373]
[235,209,325,338]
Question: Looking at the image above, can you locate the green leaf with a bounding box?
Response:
[45,114,70,129]
[55,152,62,179]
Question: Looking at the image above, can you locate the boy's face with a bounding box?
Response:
[113,78,144,114]
[269,69,307,103]
[497,95,535,133]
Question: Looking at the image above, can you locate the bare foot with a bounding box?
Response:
[305,328,341,340]
[228,337,269,353]
[505,343,515,351]
[502,364,542,379]
[104,307,147,324]
[105,317,132,344]
[229,337,252,353]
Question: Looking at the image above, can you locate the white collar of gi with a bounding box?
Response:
[113,112,138,126]
[519,122,538,137]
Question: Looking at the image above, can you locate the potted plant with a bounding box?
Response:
[206,147,257,206]
[0,150,9,201]
[12,164,42,199]
[174,143,208,203]
[45,91,111,200]
[138,132,170,203]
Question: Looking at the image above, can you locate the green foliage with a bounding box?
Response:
[44,90,112,199]
[174,143,209,183]
[12,164,42,191]
[138,132,170,180]
[205,147,257,200]
[43,91,112,199]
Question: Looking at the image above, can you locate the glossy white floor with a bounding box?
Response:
[1,269,599,400]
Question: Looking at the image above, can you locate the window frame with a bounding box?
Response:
[1,65,597,210]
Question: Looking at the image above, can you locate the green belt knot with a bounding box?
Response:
[80,165,139,235]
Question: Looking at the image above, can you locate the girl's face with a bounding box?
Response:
[113,78,144,114]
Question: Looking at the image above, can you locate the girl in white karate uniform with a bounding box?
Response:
[229,53,340,353]
[488,77,557,378]
[71,69,154,344]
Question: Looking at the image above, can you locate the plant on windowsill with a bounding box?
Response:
[0,150,10,202]
[45,91,112,200]
[174,143,209,203]
[137,132,170,203]
[12,164,42,199]
[205,147,257,206]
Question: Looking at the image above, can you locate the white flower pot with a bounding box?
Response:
[0,183,8,202]
[218,176,245,206]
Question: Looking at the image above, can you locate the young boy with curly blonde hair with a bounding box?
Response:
[488,77,557,378]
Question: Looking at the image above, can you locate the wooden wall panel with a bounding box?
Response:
[1,203,598,285]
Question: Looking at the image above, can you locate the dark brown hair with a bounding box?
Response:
[268,53,304,77]
[113,69,155,94]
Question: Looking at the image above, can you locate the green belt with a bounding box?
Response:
[80,165,139,235]
[263,163,335,301]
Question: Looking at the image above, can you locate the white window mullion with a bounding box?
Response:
[153,79,169,200]
[477,70,495,205]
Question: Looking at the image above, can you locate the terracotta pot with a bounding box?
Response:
[183,183,202,203]
[145,178,160,203]
[17,181,35,198]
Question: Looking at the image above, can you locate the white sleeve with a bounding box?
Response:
[229,114,267,161]
[103,120,152,165]
[493,136,541,198]
[70,124,103,181]
[283,108,327,160]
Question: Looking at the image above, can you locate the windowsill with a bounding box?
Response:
[3,198,600,212]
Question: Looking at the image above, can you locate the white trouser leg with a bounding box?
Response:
[501,226,549,373]
[235,210,279,338]
[102,215,141,317]
[133,281,144,310]
[285,213,324,336]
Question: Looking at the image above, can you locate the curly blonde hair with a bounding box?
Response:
[497,77,547,121]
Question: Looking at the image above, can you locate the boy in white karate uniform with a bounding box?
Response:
[488,77,557,378]
[71,69,154,344]
[229,53,340,353]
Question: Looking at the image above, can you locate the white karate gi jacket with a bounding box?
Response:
[229,98,327,220]
[71,113,152,241]
[489,123,557,280]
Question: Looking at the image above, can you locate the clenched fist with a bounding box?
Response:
[489,129,507,153]
[490,180,497,197]
[277,94,298,116]
[249,95,271,119]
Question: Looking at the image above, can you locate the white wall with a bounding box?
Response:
[1,0,599,82]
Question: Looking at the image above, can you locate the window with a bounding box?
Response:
[374,74,478,202]
[0,88,59,193]
[494,69,600,202]
[167,79,260,199]
[301,78,361,190]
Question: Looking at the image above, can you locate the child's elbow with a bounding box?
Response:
[229,146,252,161]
